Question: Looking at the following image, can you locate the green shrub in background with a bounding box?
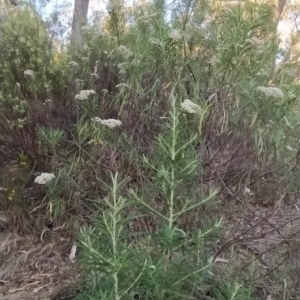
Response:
[1,0,300,298]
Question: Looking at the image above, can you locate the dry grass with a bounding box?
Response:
[0,231,79,299]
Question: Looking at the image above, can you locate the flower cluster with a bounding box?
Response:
[75,90,96,100]
[34,173,55,185]
[181,99,201,114]
[257,86,283,99]
[24,69,34,76]
[169,29,182,41]
[91,117,122,128]
[116,45,133,59]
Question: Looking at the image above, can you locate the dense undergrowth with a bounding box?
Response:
[1,0,300,299]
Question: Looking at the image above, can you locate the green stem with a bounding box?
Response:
[112,177,120,300]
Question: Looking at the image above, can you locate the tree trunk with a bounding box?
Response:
[274,0,287,24]
[71,0,89,49]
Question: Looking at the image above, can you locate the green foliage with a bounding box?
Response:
[1,0,300,298]
[77,97,223,299]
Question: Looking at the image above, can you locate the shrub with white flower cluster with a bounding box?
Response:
[257,86,283,99]
[180,99,201,114]
[34,173,55,185]
[91,117,122,128]
[75,90,96,100]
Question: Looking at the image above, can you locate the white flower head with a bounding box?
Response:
[75,90,96,100]
[100,119,122,128]
[257,86,283,99]
[34,173,55,185]
[91,117,102,123]
[24,70,34,76]
[181,99,201,114]
[169,29,182,41]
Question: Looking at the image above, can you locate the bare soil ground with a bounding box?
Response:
[0,230,79,300]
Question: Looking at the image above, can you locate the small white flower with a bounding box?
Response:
[75,90,96,100]
[24,69,34,76]
[102,89,108,94]
[68,61,79,67]
[181,99,201,114]
[169,29,182,41]
[91,117,102,123]
[34,173,55,185]
[257,86,283,99]
[244,187,254,196]
[100,119,122,128]
[45,99,52,103]
[16,82,20,87]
